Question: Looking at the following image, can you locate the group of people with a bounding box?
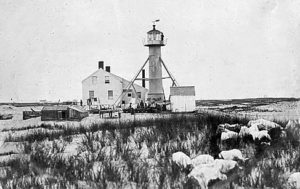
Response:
[128,100,165,113]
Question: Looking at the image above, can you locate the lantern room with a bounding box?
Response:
[144,25,165,46]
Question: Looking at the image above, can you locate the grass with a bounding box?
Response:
[233,121,300,188]
[0,112,298,188]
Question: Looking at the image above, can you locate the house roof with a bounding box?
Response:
[42,105,68,111]
[82,68,125,83]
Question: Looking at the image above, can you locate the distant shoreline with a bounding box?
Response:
[0,97,299,107]
[0,102,76,107]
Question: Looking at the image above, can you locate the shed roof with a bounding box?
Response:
[42,106,68,111]
[170,86,195,96]
[69,105,87,113]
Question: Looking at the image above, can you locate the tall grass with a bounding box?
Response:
[0,112,297,188]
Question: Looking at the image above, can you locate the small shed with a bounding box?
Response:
[170,86,196,112]
[68,105,89,120]
[41,105,88,121]
[41,106,69,121]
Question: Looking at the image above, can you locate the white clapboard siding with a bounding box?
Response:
[170,95,196,112]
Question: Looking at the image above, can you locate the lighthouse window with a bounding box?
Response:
[157,34,160,40]
[148,34,153,41]
[105,76,110,84]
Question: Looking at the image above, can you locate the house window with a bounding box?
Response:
[89,91,94,99]
[105,76,110,84]
[108,90,113,100]
[137,92,141,99]
[128,93,132,97]
[123,89,132,92]
[92,76,97,84]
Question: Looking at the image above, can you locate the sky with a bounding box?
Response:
[0,0,299,102]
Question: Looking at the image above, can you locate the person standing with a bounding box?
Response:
[140,100,144,108]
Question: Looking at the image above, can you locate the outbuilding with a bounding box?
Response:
[68,105,89,120]
[170,86,196,112]
[41,105,88,121]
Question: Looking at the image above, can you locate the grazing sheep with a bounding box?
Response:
[224,123,241,132]
[172,152,192,169]
[188,164,227,189]
[213,159,238,174]
[217,123,241,133]
[192,154,214,167]
[239,126,251,138]
[287,172,300,188]
[239,124,271,142]
[248,119,281,131]
[221,130,239,141]
[251,130,271,141]
[248,124,259,133]
[219,149,245,162]
[187,159,238,188]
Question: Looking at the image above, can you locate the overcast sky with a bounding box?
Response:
[0,0,299,102]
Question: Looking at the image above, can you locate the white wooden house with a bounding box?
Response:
[82,63,148,108]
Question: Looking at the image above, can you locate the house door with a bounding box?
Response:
[58,111,62,120]
[62,111,66,119]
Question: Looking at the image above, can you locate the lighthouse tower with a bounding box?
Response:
[113,21,179,107]
[144,23,165,102]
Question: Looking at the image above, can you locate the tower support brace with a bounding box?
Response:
[113,56,178,106]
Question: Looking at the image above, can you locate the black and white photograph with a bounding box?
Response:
[0,0,300,188]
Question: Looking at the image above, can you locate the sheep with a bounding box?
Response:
[172,151,192,169]
[188,164,227,189]
[287,172,300,188]
[187,159,238,188]
[251,130,271,141]
[248,119,281,131]
[218,149,245,162]
[221,130,239,141]
[213,159,238,174]
[239,126,251,138]
[192,154,214,167]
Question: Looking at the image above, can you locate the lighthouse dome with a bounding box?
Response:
[145,25,165,46]
[147,25,163,35]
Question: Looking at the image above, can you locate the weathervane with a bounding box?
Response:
[152,19,160,26]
